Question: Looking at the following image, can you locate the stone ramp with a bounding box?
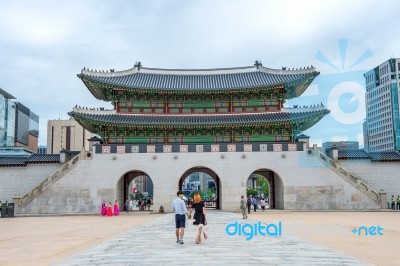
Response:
[57,211,367,265]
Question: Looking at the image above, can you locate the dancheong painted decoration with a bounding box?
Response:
[69,61,329,144]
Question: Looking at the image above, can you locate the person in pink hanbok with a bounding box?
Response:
[107,202,113,217]
[101,200,107,216]
[113,200,120,216]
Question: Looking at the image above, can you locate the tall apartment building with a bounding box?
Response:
[364,58,400,152]
[47,118,94,154]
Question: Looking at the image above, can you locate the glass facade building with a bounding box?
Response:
[0,88,39,151]
[0,88,16,147]
[14,102,39,149]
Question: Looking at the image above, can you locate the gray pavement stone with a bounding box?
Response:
[57,211,368,266]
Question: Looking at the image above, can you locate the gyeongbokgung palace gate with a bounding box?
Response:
[15,60,382,215]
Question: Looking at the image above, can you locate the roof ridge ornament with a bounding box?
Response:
[254,60,262,69]
[134,61,142,71]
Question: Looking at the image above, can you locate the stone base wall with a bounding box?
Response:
[339,160,400,200]
[13,151,381,215]
[0,164,60,202]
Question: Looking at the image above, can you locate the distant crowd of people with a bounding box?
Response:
[100,198,153,216]
[240,195,268,219]
[125,197,152,212]
[389,195,400,210]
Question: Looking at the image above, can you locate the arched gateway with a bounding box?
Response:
[69,61,329,211]
[179,167,221,209]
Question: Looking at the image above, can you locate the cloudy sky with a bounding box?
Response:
[1,0,399,147]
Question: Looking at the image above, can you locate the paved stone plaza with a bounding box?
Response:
[57,211,367,265]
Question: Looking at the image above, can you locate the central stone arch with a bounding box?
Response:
[178,166,221,209]
[244,168,285,209]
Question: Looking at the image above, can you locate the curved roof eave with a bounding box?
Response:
[69,109,330,128]
[79,71,319,101]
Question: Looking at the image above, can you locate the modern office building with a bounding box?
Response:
[14,102,39,152]
[322,141,359,151]
[0,88,16,147]
[364,58,400,152]
[37,145,47,154]
[47,118,94,154]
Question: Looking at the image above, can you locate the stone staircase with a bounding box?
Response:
[17,153,81,207]
[317,150,384,206]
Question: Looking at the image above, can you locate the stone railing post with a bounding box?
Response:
[13,196,20,214]
[379,190,387,209]
[332,148,338,162]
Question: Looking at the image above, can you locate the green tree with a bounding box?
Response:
[133,191,144,200]
[246,187,258,197]
[255,175,269,198]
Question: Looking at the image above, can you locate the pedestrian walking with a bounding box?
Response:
[192,193,208,244]
[5,200,8,216]
[391,195,396,210]
[147,198,152,211]
[260,197,266,211]
[107,202,113,216]
[114,200,120,216]
[125,199,129,213]
[172,191,188,244]
[246,196,251,214]
[240,195,247,219]
[397,196,400,210]
[129,199,134,212]
[251,196,257,212]
[101,200,107,216]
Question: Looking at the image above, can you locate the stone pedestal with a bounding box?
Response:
[379,191,387,209]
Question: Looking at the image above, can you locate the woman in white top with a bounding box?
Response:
[260,198,266,211]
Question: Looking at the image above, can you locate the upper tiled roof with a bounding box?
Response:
[78,63,318,99]
[0,154,60,167]
[69,107,329,130]
[338,149,400,161]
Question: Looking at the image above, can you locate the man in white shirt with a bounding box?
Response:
[172,191,188,244]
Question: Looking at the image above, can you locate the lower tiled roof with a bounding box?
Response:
[27,154,60,163]
[0,156,27,166]
[0,154,60,167]
[338,150,370,159]
[370,151,400,161]
[338,149,400,161]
